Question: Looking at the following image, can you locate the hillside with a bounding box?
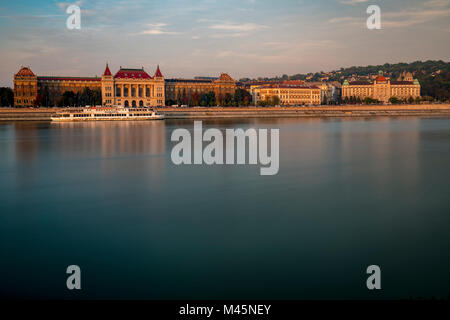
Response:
[243,60,450,101]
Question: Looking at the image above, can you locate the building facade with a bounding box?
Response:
[342,71,421,103]
[13,64,164,107]
[252,84,322,106]
[101,64,165,107]
[14,67,38,107]
[165,73,236,105]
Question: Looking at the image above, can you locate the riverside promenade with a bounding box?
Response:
[1,104,450,121]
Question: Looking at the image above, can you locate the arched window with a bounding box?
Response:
[139,100,144,107]
[124,100,129,107]
[132,100,137,107]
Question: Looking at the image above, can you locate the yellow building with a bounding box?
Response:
[102,64,165,107]
[165,73,236,105]
[342,71,420,103]
[252,84,322,106]
[14,67,38,107]
[14,66,101,107]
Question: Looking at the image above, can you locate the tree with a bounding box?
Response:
[389,97,401,104]
[271,95,280,106]
[233,88,252,106]
[224,93,233,106]
[190,92,200,107]
[207,91,216,106]
[0,87,14,107]
[199,93,208,107]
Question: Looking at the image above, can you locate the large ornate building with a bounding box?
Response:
[252,84,322,106]
[101,64,165,107]
[14,66,101,107]
[165,73,236,105]
[342,71,421,103]
[13,64,164,107]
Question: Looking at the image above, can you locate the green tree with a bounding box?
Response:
[0,87,14,107]
[233,88,252,106]
[271,95,280,106]
[207,91,216,106]
[389,97,401,104]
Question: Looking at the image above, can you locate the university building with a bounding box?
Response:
[14,67,100,107]
[165,73,236,105]
[342,71,421,103]
[101,64,165,107]
[252,84,322,106]
[13,64,164,107]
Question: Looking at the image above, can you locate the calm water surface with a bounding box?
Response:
[0,117,449,299]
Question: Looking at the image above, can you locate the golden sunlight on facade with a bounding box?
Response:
[102,64,165,107]
[164,73,236,105]
[252,84,322,106]
[342,71,421,103]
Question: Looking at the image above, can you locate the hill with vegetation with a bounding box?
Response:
[241,60,450,102]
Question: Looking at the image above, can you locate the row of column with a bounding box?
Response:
[115,84,154,98]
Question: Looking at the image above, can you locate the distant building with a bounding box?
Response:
[342,71,420,103]
[165,73,236,105]
[252,84,322,106]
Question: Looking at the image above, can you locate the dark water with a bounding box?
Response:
[0,117,450,300]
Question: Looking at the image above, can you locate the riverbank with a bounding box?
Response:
[1,104,450,121]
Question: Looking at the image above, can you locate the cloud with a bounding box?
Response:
[339,0,370,5]
[206,21,269,38]
[137,23,180,35]
[330,0,450,28]
[57,1,83,10]
[210,22,268,32]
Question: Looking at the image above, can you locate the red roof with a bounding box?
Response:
[376,75,387,82]
[114,68,152,79]
[37,76,100,82]
[391,81,414,85]
[262,84,319,89]
[103,64,112,76]
[282,80,304,85]
[217,73,233,81]
[16,67,35,77]
[154,65,163,78]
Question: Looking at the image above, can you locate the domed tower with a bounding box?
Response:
[14,66,38,107]
[404,72,413,82]
[101,63,114,106]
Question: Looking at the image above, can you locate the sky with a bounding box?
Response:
[0,0,449,86]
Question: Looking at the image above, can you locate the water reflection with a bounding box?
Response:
[50,121,166,157]
[1,117,450,299]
